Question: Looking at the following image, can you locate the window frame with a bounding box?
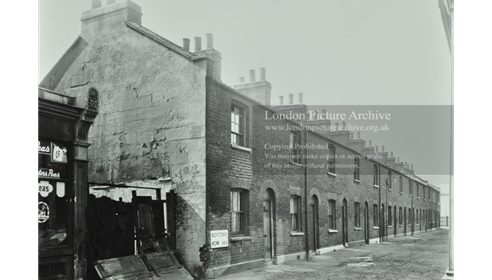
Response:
[373,204,379,227]
[327,145,336,174]
[231,104,245,147]
[409,180,413,196]
[373,164,380,187]
[328,199,337,230]
[387,171,392,190]
[354,157,360,181]
[399,207,403,226]
[354,202,361,228]
[399,176,403,193]
[388,205,392,226]
[230,189,249,235]
[290,195,302,232]
[289,132,301,164]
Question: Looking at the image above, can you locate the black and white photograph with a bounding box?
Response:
[25,0,481,279]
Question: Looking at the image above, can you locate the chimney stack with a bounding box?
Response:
[375,146,379,153]
[206,33,214,49]
[260,67,266,81]
[92,0,101,8]
[298,93,303,104]
[397,157,400,162]
[288,94,294,105]
[182,38,190,52]
[350,133,354,139]
[194,37,202,51]
[390,151,394,158]
[368,140,372,146]
[279,96,284,105]
[249,70,256,82]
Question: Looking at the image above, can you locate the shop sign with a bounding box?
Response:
[38,202,50,223]
[51,142,67,163]
[39,181,54,197]
[38,168,61,179]
[38,141,51,155]
[210,230,228,248]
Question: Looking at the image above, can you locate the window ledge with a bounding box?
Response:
[373,185,379,188]
[328,229,338,233]
[399,192,403,195]
[388,188,392,192]
[409,194,413,197]
[290,232,304,236]
[354,179,361,183]
[230,143,252,153]
[289,160,303,167]
[327,172,337,177]
[373,226,379,230]
[230,236,252,242]
[354,227,362,231]
[399,225,402,227]
[388,225,393,228]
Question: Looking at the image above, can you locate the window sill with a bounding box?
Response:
[388,188,392,192]
[373,226,379,230]
[354,227,362,231]
[327,172,337,177]
[399,192,403,195]
[290,232,304,236]
[230,236,252,242]
[328,229,338,233]
[289,160,303,167]
[399,225,402,227]
[409,194,413,197]
[373,185,379,188]
[388,225,393,228]
[354,179,361,183]
[230,143,252,153]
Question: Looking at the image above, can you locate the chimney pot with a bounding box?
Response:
[390,151,394,158]
[298,93,303,104]
[288,94,294,105]
[357,132,361,138]
[350,132,354,139]
[182,38,190,52]
[92,0,101,8]
[382,146,385,152]
[411,164,414,170]
[342,121,346,130]
[322,109,327,114]
[279,96,284,105]
[335,123,339,130]
[239,77,245,83]
[260,67,266,81]
[369,140,372,146]
[397,157,400,162]
[249,70,256,82]
[194,37,202,52]
[375,146,379,153]
[206,33,213,49]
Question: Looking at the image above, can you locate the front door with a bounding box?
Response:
[312,196,319,252]
[394,206,397,237]
[263,200,273,260]
[364,203,369,244]
[342,199,348,246]
[404,208,407,236]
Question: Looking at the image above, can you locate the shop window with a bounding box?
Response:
[231,104,245,146]
[328,199,336,229]
[373,204,379,226]
[354,157,360,180]
[290,132,301,163]
[354,202,360,228]
[327,145,336,174]
[231,189,249,234]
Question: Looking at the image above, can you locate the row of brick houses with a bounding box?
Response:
[39,1,440,279]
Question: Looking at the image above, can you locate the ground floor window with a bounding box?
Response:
[231,189,248,234]
[373,204,379,226]
[328,199,336,229]
[354,202,360,228]
[290,196,301,232]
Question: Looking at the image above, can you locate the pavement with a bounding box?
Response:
[216,229,450,280]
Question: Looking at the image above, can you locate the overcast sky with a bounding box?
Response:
[38,0,452,197]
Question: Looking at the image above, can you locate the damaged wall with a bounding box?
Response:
[47,2,207,278]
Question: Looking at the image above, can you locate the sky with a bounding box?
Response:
[38,0,452,206]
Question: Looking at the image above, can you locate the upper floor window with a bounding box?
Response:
[231,189,249,234]
[423,186,426,199]
[409,180,413,195]
[354,202,361,228]
[387,171,392,189]
[290,196,302,232]
[328,199,336,229]
[327,145,336,174]
[290,132,300,163]
[373,164,380,186]
[354,157,360,180]
[231,104,244,146]
[399,176,403,193]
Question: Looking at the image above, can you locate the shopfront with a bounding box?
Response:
[38,87,98,280]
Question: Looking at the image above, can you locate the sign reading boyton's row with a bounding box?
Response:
[210,230,228,249]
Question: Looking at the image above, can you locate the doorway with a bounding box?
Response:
[263,189,275,261]
[364,202,369,244]
[311,195,320,252]
[342,199,348,247]
[404,207,407,236]
[394,206,397,237]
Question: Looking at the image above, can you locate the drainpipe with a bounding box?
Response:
[304,129,309,261]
